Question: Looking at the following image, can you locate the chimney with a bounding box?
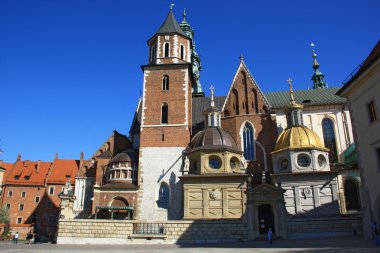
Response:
[54,152,58,160]
[36,160,41,173]
[80,151,84,160]
[17,153,21,161]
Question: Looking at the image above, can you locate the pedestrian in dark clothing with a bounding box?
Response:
[26,231,34,244]
[268,228,273,245]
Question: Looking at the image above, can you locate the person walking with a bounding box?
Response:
[268,227,273,245]
[13,232,19,244]
[371,221,378,239]
[26,231,34,244]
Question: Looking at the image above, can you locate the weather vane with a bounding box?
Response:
[170,3,175,10]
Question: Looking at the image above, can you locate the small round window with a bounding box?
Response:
[230,157,240,170]
[209,156,222,169]
[280,158,289,170]
[318,154,327,168]
[297,154,311,167]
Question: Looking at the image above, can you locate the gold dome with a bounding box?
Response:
[273,126,328,152]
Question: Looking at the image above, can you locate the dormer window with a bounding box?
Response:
[14,175,20,180]
[162,75,169,90]
[164,43,170,57]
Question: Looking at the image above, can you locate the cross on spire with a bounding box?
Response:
[287,78,296,104]
[210,85,215,107]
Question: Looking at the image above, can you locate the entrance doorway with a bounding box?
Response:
[258,204,275,234]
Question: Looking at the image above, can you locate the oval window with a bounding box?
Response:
[209,156,222,169]
[297,154,311,167]
[318,154,327,168]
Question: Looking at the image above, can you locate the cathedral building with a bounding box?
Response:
[0,7,362,242]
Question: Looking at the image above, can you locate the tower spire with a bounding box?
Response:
[310,43,327,89]
[178,8,204,97]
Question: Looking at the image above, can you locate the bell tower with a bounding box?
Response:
[137,7,193,221]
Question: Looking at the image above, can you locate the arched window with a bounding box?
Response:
[161,103,168,124]
[242,72,249,114]
[243,122,255,160]
[157,183,169,209]
[232,89,239,115]
[344,178,361,211]
[164,43,170,58]
[252,88,258,114]
[322,118,338,163]
[162,75,169,90]
[180,45,184,60]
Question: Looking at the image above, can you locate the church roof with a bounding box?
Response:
[191,87,345,127]
[265,87,346,109]
[154,9,187,38]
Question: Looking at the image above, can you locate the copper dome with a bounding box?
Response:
[110,152,133,164]
[189,127,241,153]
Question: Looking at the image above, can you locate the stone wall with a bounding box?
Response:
[287,215,362,239]
[57,219,248,244]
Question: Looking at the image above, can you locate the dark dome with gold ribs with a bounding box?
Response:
[189,127,241,153]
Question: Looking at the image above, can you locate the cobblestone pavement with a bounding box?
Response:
[0,236,378,253]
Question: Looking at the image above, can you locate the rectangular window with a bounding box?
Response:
[48,215,57,226]
[5,203,10,209]
[17,217,22,224]
[21,192,26,198]
[47,201,52,209]
[19,204,24,211]
[8,190,12,197]
[35,196,40,203]
[49,186,55,195]
[368,101,379,123]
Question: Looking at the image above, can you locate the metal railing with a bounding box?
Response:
[132,223,166,235]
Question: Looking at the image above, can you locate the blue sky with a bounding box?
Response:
[0,0,379,162]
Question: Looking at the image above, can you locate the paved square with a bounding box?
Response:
[0,236,379,253]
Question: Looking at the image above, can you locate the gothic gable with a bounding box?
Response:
[222,60,271,117]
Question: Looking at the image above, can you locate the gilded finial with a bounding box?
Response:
[183,8,186,21]
[287,78,296,105]
[210,85,215,107]
[311,42,319,68]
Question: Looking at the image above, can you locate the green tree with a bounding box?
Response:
[0,207,9,224]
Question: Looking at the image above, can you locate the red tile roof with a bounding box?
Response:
[5,160,52,186]
[0,162,14,183]
[47,159,79,184]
